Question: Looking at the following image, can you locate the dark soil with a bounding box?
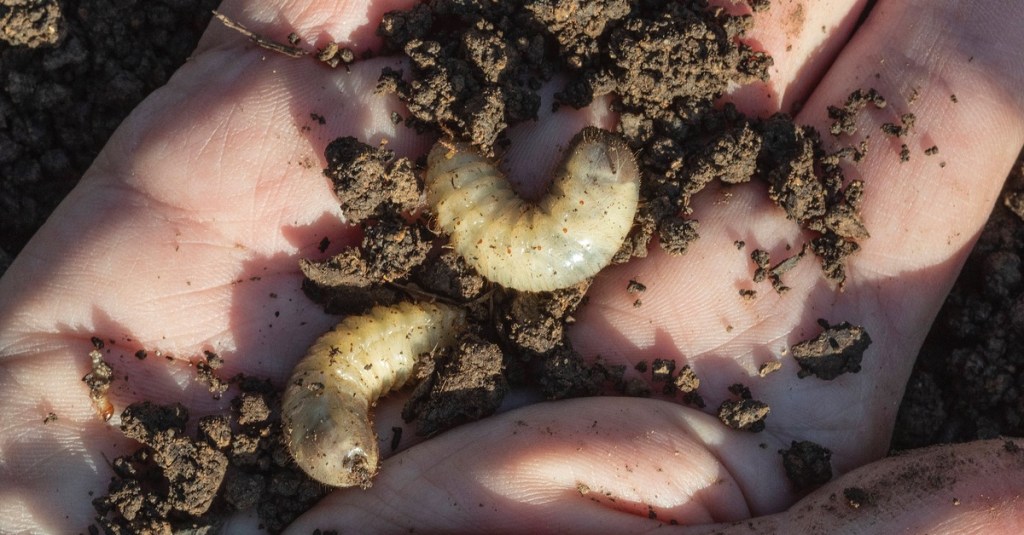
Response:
[780,440,833,491]
[2,0,1023,532]
[0,0,218,260]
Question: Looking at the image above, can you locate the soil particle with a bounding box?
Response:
[537,344,605,399]
[234,392,271,427]
[389,426,403,452]
[377,1,549,155]
[748,0,772,13]
[780,440,833,491]
[316,42,355,68]
[827,88,887,136]
[758,360,782,377]
[606,5,770,130]
[842,486,873,509]
[622,376,652,397]
[412,250,487,301]
[718,398,770,432]
[525,0,631,70]
[925,145,939,156]
[497,281,590,355]
[881,112,916,138]
[791,319,872,380]
[322,136,421,222]
[626,279,646,294]
[194,351,228,399]
[95,402,228,531]
[198,415,232,450]
[756,115,868,284]
[1,0,64,48]
[403,333,509,437]
[657,216,701,256]
[672,365,701,394]
[899,143,910,162]
[298,259,403,316]
[299,216,432,315]
[650,358,675,382]
[82,338,114,421]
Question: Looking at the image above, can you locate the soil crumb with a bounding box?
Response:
[791,319,871,380]
[1,0,64,48]
[827,88,886,136]
[404,333,510,437]
[843,486,873,509]
[718,398,770,432]
[323,136,420,221]
[82,337,114,421]
[194,350,229,399]
[780,440,833,491]
[92,382,327,534]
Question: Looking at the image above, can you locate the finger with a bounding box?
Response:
[680,439,1024,534]
[292,404,1024,534]
[287,398,753,533]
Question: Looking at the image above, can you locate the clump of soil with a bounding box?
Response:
[718,382,770,432]
[718,398,770,432]
[404,333,510,437]
[791,319,872,380]
[1,0,64,48]
[82,336,114,421]
[780,440,833,491]
[93,381,327,534]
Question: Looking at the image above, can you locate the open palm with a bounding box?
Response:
[1,0,1023,533]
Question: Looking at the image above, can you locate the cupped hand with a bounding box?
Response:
[1,0,1022,533]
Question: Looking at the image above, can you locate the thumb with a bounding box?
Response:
[285,396,1024,534]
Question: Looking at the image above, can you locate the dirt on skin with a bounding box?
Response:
[1,0,1022,532]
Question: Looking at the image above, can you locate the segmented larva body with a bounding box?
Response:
[426,127,641,292]
[282,302,466,488]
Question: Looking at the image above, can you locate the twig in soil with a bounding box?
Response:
[212,11,308,58]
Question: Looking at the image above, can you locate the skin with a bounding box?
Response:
[0,0,1022,533]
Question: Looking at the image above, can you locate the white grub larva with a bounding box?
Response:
[282,301,466,488]
[426,127,641,292]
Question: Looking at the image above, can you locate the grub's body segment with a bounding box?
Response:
[426,127,641,292]
[282,302,466,488]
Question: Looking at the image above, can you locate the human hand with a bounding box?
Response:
[1,0,1022,533]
